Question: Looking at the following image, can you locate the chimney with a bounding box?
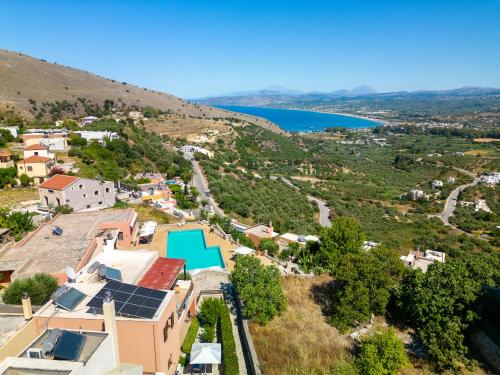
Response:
[103,292,120,366]
[21,292,33,320]
[268,221,273,236]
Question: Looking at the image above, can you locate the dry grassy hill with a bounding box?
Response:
[0,49,281,133]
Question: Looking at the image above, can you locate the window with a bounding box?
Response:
[117,232,124,241]
[105,187,110,193]
[169,312,175,328]
[94,190,99,196]
[86,205,91,209]
[163,322,169,342]
[34,152,38,156]
[27,166,33,172]
[98,201,102,205]
[83,193,87,198]
[48,189,54,193]
[78,184,83,189]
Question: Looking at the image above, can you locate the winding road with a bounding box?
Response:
[181,150,225,216]
[307,195,332,227]
[435,167,479,229]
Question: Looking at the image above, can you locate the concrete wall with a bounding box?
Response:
[0,320,38,361]
[74,333,116,375]
[33,295,181,374]
[17,160,53,179]
[24,135,67,151]
[23,149,54,159]
[39,178,115,211]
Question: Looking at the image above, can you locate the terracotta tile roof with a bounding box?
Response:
[0,150,12,157]
[20,155,51,164]
[138,258,186,290]
[24,143,49,150]
[39,174,79,190]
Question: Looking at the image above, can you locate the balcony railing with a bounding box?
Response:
[176,282,194,318]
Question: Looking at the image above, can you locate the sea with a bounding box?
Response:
[218,105,381,132]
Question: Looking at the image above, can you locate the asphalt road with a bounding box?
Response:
[307,195,332,227]
[181,151,225,216]
[437,168,479,227]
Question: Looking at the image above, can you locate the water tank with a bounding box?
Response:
[98,264,107,280]
[42,329,62,354]
[87,261,101,274]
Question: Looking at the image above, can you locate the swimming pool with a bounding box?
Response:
[166,229,225,271]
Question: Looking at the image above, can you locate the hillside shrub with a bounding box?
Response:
[3,273,58,305]
[355,330,408,375]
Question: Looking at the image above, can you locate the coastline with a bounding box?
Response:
[285,106,385,125]
[218,105,383,132]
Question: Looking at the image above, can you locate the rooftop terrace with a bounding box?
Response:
[0,209,135,281]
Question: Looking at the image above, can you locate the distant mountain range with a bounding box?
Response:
[194,86,500,107]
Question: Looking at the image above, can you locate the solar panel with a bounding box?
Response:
[86,281,167,319]
[54,288,86,311]
[52,331,86,361]
[105,267,122,282]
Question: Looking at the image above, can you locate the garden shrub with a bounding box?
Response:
[181,316,199,354]
[3,273,58,305]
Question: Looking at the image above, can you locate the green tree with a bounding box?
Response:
[317,217,366,270]
[398,255,500,370]
[356,330,408,375]
[230,255,286,324]
[259,238,278,256]
[19,173,32,187]
[0,210,35,239]
[328,247,404,331]
[3,273,59,305]
[0,167,17,188]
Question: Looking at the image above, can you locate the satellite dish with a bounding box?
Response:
[65,266,76,282]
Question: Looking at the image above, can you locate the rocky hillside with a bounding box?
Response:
[0,49,280,132]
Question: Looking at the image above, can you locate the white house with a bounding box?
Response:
[480,172,500,186]
[475,199,491,213]
[407,189,424,201]
[23,143,55,160]
[432,180,443,189]
[400,249,446,273]
[74,131,120,144]
[80,116,99,126]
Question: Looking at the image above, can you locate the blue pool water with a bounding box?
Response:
[166,229,225,271]
[218,105,381,132]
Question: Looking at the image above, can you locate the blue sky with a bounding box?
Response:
[1,0,499,98]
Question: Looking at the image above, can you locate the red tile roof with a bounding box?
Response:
[139,258,186,290]
[0,150,12,157]
[20,155,51,164]
[24,143,49,150]
[39,174,79,190]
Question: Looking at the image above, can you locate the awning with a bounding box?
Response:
[234,246,254,255]
[190,343,222,364]
[139,221,157,237]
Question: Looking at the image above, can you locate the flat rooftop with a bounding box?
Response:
[0,209,135,280]
[244,224,278,238]
[35,250,172,322]
[19,330,107,363]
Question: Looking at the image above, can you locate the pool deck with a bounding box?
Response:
[133,223,237,272]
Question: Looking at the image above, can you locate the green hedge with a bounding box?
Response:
[219,304,239,375]
[181,317,199,354]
